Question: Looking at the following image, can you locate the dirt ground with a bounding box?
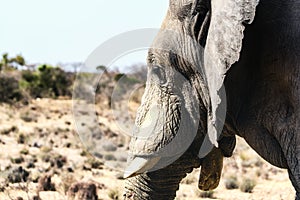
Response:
[0,98,296,200]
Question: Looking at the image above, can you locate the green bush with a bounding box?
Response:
[0,74,23,103]
[21,65,73,98]
[38,65,71,97]
[21,70,39,83]
[114,73,140,85]
[114,73,125,82]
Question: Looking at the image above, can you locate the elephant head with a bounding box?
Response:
[123,0,259,199]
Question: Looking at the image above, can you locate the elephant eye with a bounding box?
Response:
[151,66,167,85]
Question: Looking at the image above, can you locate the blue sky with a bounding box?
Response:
[1,0,168,69]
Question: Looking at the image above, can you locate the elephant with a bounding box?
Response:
[123,0,300,199]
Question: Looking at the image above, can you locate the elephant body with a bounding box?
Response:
[124,0,300,199]
[226,0,300,194]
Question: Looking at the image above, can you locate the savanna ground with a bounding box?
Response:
[0,96,295,200]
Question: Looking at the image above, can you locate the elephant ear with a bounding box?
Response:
[204,0,260,146]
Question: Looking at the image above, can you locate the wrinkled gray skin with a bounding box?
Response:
[124,0,300,199]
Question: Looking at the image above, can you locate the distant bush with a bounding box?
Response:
[19,70,40,98]
[114,73,140,85]
[21,65,73,98]
[114,73,125,82]
[0,74,23,103]
[39,65,72,97]
[112,73,142,102]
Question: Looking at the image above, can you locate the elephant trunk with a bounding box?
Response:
[124,152,201,200]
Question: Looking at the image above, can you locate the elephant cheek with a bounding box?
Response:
[130,84,183,154]
[130,102,167,154]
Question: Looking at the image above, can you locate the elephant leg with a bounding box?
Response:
[272,112,300,197]
[239,124,288,169]
[241,123,300,199]
[287,152,300,199]
[284,135,300,198]
[242,108,300,197]
[289,168,300,200]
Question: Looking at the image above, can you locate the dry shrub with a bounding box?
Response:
[240,178,256,193]
[224,175,239,189]
[108,187,120,200]
[199,190,214,198]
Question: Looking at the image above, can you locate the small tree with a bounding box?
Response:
[0,53,9,71]
[96,65,107,73]
[0,53,26,71]
[10,54,26,66]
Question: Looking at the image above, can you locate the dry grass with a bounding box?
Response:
[0,99,295,200]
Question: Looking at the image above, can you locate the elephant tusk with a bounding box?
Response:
[123,156,161,179]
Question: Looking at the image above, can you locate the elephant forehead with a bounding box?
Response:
[169,0,193,18]
[169,0,193,8]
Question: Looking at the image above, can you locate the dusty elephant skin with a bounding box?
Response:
[124,0,300,199]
